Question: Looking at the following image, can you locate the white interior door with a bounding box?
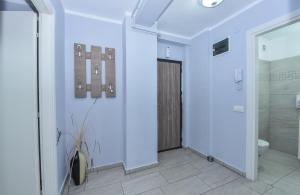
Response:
[0,11,40,195]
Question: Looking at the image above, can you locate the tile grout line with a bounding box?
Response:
[271,167,297,186]
[199,176,242,195]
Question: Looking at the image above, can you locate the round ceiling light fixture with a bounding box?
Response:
[201,0,224,8]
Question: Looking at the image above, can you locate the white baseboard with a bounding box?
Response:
[186,147,246,176]
[123,162,159,175]
[88,162,123,173]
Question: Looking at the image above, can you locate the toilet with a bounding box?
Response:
[258,139,269,157]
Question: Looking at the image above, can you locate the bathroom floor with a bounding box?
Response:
[64,148,300,195]
[258,149,300,195]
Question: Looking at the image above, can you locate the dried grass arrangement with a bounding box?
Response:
[63,99,101,194]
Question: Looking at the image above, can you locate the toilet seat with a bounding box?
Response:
[258,139,269,147]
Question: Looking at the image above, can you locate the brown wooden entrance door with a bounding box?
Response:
[158,59,181,152]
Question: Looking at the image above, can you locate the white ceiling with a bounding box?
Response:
[4,0,27,4]
[157,0,258,37]
[60,0,261,38]
[61,0,139,22]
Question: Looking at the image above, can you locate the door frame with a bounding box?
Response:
[157,58,183,152]
[246,8,300,181]
[29,1,58,195]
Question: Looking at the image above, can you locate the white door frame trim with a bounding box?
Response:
[246,8,300,180]
[30,0,59,195]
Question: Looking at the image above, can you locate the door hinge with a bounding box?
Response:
[36,33,39,38]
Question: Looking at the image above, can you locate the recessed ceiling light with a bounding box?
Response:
[202,0,224,8]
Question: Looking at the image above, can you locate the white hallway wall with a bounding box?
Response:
[62,0,300,181]
[64,13,159,172]
[188,0,300,173]
[64,13,124,168]
[123,16,158,171]
[51,0,67,192]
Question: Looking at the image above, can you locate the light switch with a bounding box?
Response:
[233,105,245,113]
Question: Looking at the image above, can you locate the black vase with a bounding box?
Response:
[70,150,86,185]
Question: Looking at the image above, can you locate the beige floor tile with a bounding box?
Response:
[158,153,192,170]
[161,176,210,195]
[198,165,240,188]
[273,169,300,195]
[83,167,130,190]
[190,157,220,172]
[67,149,300,195]
[236,177,272,194]
[264,188,285,195]
[185,150,206,161]
[204,179,259,195]
[158,149,188,160]
[128,167,160,179]
[258,159,296,184]
[160,163,201,183]
[137,188,164,195]
[122,173,167,195]
[67,182,123,195]
[262,150,300,169]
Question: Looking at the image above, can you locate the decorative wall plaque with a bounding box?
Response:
[74,43,116,98]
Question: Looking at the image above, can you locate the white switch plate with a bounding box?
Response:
[233,105,245,113]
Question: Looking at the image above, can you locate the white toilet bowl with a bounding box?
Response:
[258,139,269,157]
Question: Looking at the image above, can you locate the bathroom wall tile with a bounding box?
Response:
[269,94,298,109]
[259,56,300,156]
[270,77,300,95]
[269,135,298,156]
[258,60,271,141]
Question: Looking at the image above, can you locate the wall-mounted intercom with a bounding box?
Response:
[234,68,243,91]
[234,68,243,83]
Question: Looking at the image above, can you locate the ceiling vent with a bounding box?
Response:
[213,38,229,56]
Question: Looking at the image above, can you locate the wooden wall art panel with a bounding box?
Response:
[74,43,116,98]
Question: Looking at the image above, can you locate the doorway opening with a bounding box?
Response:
[256,21,300,186]
[246,9,300,186]
[157,59,182,152]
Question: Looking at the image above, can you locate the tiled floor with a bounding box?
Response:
[258,149,300,195]
[64,148,300,195]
